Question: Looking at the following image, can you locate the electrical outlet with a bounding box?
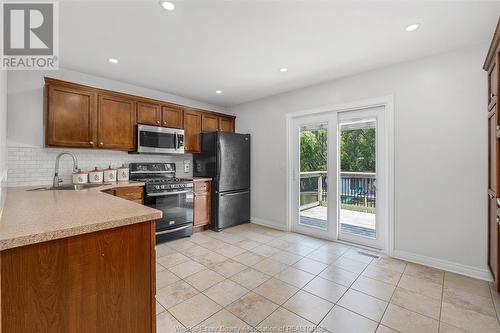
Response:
[183,160,190,173]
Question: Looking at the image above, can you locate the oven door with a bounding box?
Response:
[137,124,185,154]
[145,190,194,232]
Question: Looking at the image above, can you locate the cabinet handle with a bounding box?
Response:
[89,141,94,145]
[492,93,497,99]
[100,142,104,146]
[156,120,160,124]
[163,121,167,125]
[490,193,494,199]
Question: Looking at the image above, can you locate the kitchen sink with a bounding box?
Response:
[27,183,111,191]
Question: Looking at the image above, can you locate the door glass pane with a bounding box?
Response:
[339,120,376,238]
[299,123,328,230]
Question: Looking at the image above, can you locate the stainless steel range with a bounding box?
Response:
[129,163,194,243]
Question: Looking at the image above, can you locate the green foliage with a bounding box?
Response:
[340,129,375,172]
[299,128,375,172]
[300,129,327,172]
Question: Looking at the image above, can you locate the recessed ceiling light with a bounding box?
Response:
[108,58,118,64]
[160,1,175,11]
[280,68,288,73]
[215,90,223,94]
[405,23,420,32]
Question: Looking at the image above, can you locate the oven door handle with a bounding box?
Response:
[147,190,192,197]
[156,225,191,235]
[175,133,178,150]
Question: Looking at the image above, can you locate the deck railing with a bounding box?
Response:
[299,171,376,210]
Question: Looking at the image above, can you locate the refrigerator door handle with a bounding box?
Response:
[217,139,221,176]
[220,190,250,196]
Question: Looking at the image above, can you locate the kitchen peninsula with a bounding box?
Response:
[0,183,161,332]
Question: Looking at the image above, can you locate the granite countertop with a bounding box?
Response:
[193,177,212,182]
[0,182,162,251]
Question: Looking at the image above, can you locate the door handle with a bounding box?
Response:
[156,225,191,235]
[220,190,250,197]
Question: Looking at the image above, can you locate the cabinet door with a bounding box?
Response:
[46,85,97,148]
[202,113,219,132]
[98,94,136,151]
[161,105,183,128]
[219,116,235,132]
[489,110,498,192]
[489,195,498,284]
[489,56,498,109]
[137,101,161,126]
[194,191,211,226]
[184,109,202,153]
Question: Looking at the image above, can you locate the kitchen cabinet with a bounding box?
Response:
[98,94,136,151]
[184,109,202,153]
[484,19,500,291]
[111,186,144,205]
[137,101,161,126]
[219,115,235,132]
[45,83,97,148]
[44,77,236,152]
[202,112,219,132]
[194,180,211,232]
[162,105,183,128]
[0,221,156,332]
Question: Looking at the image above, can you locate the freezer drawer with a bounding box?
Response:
[216,190,250,231]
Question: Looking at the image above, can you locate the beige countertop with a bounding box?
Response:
[0,182,162,251]
[193,177,212,182]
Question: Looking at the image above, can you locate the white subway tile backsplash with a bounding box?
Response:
[7,147,193,187]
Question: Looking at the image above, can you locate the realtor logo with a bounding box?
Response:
[1,1,58,70]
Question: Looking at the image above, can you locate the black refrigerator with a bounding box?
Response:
[193,132,250,231]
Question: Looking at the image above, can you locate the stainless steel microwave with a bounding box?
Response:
[137,124,185,154]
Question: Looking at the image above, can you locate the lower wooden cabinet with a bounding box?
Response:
[194,180,211,232]
[0,221,156,332]
[104,186,144,205]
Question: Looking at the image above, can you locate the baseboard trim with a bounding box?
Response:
[393,250,492,282]
[250,217,287,231]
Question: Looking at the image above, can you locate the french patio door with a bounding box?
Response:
[290,106,388,251]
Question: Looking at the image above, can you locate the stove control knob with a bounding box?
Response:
[155,185,161,190]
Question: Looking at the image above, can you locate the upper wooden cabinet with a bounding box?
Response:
[44,77,236,152]
[45,84,97,148]
[184,109,202,153]
[98,94,136,151]
[201,112,236,133]
[219,116,235,132]
[202,113,219,132]
[137,102,161,126]
[162,105,183,128]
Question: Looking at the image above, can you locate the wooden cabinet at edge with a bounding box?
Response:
[484,19,500,291]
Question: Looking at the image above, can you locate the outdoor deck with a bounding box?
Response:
[300,205,376,238]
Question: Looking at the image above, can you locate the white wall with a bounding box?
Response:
[7,68,226,148]
[0,70,7,213]
[230,45,489,279]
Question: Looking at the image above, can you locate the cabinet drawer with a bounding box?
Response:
[114,186,144,202]
[194,181,211,193]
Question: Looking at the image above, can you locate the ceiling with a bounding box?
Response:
[59,1,500,107]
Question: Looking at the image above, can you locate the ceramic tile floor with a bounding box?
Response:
[155,224,500,333]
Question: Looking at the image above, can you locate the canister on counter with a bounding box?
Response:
[89,167,104,183]
[103,165,117,183]
[117,164,129,182]
[72,169,88,184]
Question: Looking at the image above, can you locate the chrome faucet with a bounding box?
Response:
[53,151,79,187]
